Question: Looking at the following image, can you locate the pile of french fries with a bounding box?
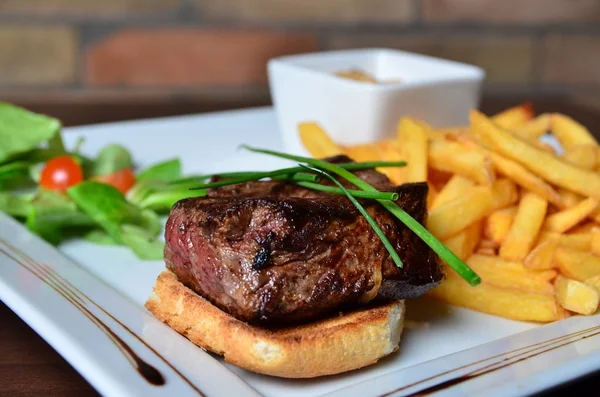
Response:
[299,103,600,322]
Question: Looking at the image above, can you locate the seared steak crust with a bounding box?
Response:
[164,156,444,325]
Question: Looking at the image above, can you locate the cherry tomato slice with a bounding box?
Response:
[93,167,136,194]
[39,155,84,192]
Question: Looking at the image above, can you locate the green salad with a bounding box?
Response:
[0,103,207,260]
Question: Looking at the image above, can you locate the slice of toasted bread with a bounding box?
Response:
[145,270,405,378]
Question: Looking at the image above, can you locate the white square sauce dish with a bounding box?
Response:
[268,48,485,155]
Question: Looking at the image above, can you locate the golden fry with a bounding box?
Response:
[467,254,557,281]
[499,192,548,261]
[490,178,519,211]
[557,187,582,208]
[555,275,600,315]
[431,175,474,209]
[427,186,494,240]
[543,197,599,233]
[551,113,598,149]
[470,109,600,198]
[298,122,344,158]
[465,256,554,295]
[475,248,496,256]
[485,150,563,208]
[491,102,534,130]
[397,118,428,182]
[555,247,600,281]
[479,239,497,249]
[443,221,482,261]
[428,269,560,322]
[375,140,406,184]
[585,275,600,291]
[428,139,494,186]
[515,114,551,139]
[537,231,592,252]
[524,239,558,270]
[484,206,517,246]
[562,144,598,170]
[343,142,381,162]
[591,228,600,257]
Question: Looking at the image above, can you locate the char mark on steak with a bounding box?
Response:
[164,155,444,325]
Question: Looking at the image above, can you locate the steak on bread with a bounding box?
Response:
[146,155,444,377]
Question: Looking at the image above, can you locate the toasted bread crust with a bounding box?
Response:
[145,270,405,378]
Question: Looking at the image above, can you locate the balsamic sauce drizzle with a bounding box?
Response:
[381,324,600,396]
[0,238,206,395]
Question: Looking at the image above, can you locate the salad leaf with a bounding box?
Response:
[0,192,32,217]
[139,187,206,213]
[0,102,61,163]
[0,161,32,190]
[26,190,95,245]
[137,158,182,183]
[83,229,120,246]
[91,144,133,177]
[67,181,159,244]
[120,225,164,260]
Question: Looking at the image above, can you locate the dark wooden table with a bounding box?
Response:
[1,96,600,396]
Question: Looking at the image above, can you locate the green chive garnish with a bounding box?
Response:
[241,145,481,287]
[301,165,404,268]
[295,181,398,200]
[188,161,407,190]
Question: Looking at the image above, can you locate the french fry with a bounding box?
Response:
[431,175,474,209]
[585,275,600,291]
[443,221,482,260]
[465,256,554,295]
[470,109,600,198]
[427,186,494,240]
[397,118,428,182]
[568,221,598,234]
[555,247,600,281]
[524,239,558,270]
[537,231,592,251]
[490,178,519,211]
[467,254,557,282]
[426,182,438,211]
[555,275,600,315]
[562,144,598,170]
[428,168,452,189]
[515,113,551,140]
[298,122,344,158]
[428,139,494,186]
[591,228,600,257]
[485,150,563,208]
[499,192,548,261]
[557,187,583,208]
[428,269,560,322]
[491,102,534,130]
[543,197,600,233]
[479,239,497,249]
[375,140,406,184]
[476,248,496,256]
[484,206,517,246]
[550,113,598,149]
[343,142,382,162]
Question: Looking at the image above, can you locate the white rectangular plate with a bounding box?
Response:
[1,107,599,397]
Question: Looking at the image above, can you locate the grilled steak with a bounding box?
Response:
[164,156,444,325]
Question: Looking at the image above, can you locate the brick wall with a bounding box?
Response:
[1,0,599,113]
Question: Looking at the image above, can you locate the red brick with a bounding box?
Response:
[0,26,77,86]
[328,34,534,84]
[422,0,600,24]
[85,29,317,87]
[194,0,414,23]
[0,0,179,17]
[542,35,600,84]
